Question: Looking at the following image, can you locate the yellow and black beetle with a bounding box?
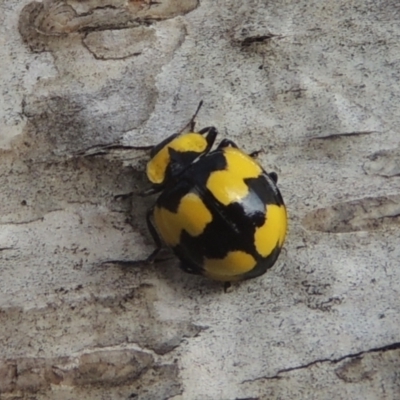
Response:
[113,103,287,282]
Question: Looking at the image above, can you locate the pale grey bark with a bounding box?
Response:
[1,0,399,398]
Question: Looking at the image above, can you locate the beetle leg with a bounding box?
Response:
[198,126,215,134]
[216,138,239,149]
[268,171,278,183]
[223,282,232,293]
[198,126,218,153]
[116,185,164,199]
[144,205,163,262]
[249,149,263,158]
[101,206,163,267]
[139,185,164,197]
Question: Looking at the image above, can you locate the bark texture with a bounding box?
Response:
[1,0,399,398]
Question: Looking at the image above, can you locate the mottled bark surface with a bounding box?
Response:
[1,0,399,399]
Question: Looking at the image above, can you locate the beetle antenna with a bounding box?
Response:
[192,100,204,120]
[188,100,203,131]
[177,100,204,134]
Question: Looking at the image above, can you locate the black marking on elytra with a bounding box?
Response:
[156,179,191,213]
[174,221,283,280]
[188,150,228,187]
[245,173,284,207]
[156,149,227,212]
[167,148,202,179]
[242,244,282,280]
[172,189,262,263]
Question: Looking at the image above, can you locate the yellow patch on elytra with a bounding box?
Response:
[206,147,262,205]
[147,133,208,184]
[153,192,212,246]
[204,250,257,281]
[254,204,287,257]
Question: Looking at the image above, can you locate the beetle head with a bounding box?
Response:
[146,128,217,186]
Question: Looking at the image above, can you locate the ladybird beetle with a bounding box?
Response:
[112,103,287,282]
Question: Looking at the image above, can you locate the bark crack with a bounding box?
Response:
[242,342,400,383]
[309,131,377,140]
